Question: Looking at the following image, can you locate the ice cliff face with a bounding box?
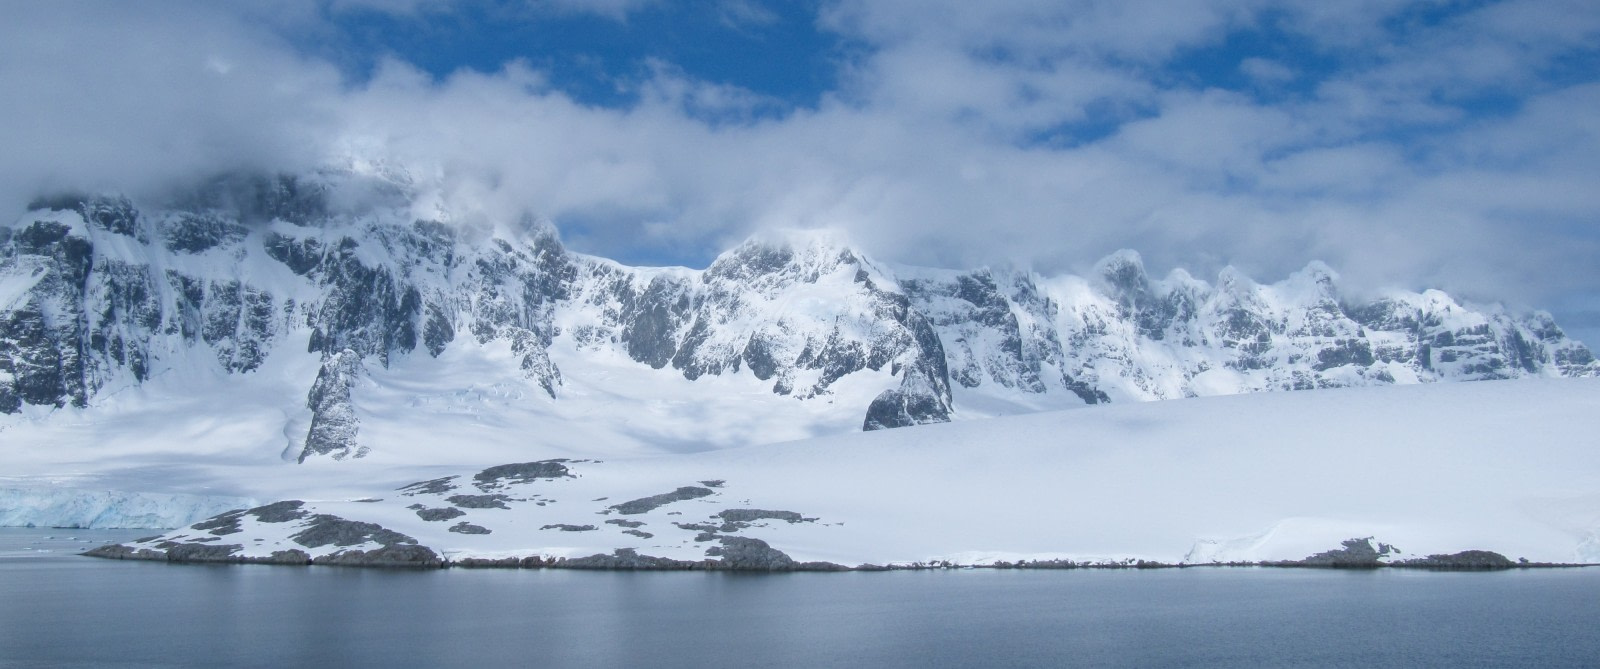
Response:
[1,172,1594,461]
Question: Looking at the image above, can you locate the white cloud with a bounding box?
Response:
[0,2,339,215]
[1239,57,1294,85]
[537,0,660,21]
[1,0,1597,339]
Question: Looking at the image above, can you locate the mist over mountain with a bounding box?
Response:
[3,169,1593,464]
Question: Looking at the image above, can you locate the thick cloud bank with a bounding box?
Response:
[2,1,1597,341]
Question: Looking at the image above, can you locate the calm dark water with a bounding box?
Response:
[3,530,1598,668]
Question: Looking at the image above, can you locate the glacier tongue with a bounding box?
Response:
[0,487,256,529]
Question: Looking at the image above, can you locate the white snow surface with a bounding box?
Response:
[54,378,1600,566]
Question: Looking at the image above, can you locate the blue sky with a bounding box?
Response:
[2,0,1599,341]
[311,1,851,113]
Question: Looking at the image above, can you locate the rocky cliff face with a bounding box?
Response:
[561,233,952,430]
[1,172,1594,461]
[902,251,1596,403]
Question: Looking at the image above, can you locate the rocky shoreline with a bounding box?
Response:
[83,537,1593,572]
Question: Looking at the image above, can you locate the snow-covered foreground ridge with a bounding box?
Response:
[85,379,1600,568]
[1,170,1595,466]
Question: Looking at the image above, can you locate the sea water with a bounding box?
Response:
[3,529,1597,667]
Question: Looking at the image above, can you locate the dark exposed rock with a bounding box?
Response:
[247,500,308,523]
[673,522,721,534]
[423,303,454,356]
[863,384,947,431]
[705,536,797,570]
[472,460,572,491]
[449,522,492,535]
[446,494,513,510]
[398,476,459,496]
[561,548,702,570]
[82,543,167,561]
[1314,339,1376,371]
[609,486,715,515]
[262,232,323,275]
[161,212,247,254]
[716,509,811,524]
[291,514,416,548]
[259,549,313,565]
[541,524,596,532]
[80,196,144,239]
[416,507,466,522]
[456,556,537,568]
[604,519,646,528]
[190,510,247,536]
[622,529,654,539]
[1284,538,1399,568]
[312,544,443,568]
[1396,550,1516,570]
[305,237,424,366]
[298,350,366,462]
[165,542,245,562]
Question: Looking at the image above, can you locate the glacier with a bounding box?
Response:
[0,486,255,529]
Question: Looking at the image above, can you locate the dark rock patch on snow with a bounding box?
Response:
[248,500,308,523]
[190,510,247,536]
[165,543,245,562]
[298,350,367,462]
[604,519,645,528]
[399,476,458,496]
[673,522,720,534]
[716,509,812,524]
[472,460,572,491]
[291,515,416,548]
[449,522,491,535]
[416,507,466,522]
[541,524,596,532]
[609,486,714,515]
[446,494,513,509]
[622,529,654,539]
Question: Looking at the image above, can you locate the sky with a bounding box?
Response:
[2,0,1599,343]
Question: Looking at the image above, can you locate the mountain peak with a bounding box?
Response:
[707,228,867,284]
[1094,250,1149,299]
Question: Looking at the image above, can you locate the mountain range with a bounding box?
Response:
[2,169,1595,464]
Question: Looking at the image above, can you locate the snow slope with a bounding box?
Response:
[88,378,1600,566]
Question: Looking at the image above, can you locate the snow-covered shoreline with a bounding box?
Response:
[66,379,1600,570]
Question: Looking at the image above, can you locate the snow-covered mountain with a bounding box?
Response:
[1,169,1595,465]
